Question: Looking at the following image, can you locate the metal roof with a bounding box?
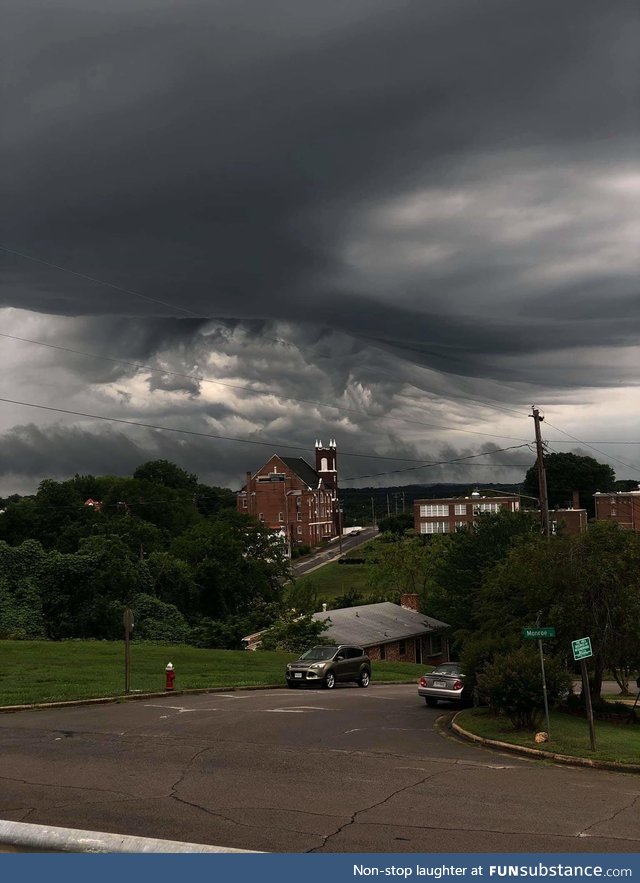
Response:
[311,602,449,647]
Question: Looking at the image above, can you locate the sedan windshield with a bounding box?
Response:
[299,647,337,661]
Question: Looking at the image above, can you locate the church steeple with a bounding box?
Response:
[315,439,337,493]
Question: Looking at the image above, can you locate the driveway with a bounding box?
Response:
[0,684,639,853]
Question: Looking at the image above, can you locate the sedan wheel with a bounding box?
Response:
[287,682,299,689]
[425,697,438,707]
[358,670,370,688]
[324,671,336,689]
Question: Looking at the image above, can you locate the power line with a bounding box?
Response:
[543,420,640,473]
[0,331,532,444]
[339,444,532,482]
[0,244,549,432]
[0,395,529,466]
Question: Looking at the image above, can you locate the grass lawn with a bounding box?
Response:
[456,707,640,766]
[293,560,374,602]
[2,640,427,706]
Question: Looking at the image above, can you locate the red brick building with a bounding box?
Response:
[550,507,588,535]
[414,490,521,535]
[237,440,339,549]
[594,487,640,532]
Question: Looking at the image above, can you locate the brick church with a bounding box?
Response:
[237,440,340,549]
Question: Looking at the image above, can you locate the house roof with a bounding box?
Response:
[280,456,320,489]
[311,602,449,647]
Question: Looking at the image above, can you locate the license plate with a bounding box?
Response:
[433,680,446,688]
[294,673,303,678]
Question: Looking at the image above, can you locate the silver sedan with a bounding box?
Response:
[418,662,470,707]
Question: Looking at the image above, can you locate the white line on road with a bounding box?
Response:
[144,704,219,713]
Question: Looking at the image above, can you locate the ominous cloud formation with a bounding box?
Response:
[1,0,639,492]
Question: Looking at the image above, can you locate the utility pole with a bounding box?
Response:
[386,494,391,518]
[531,406,550,538]
[371,496,376,528]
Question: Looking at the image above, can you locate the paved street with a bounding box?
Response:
[1,683,639,853]
[291,527,378,577]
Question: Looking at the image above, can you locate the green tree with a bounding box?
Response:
[133,459,198,491]
[260,611,330,652]
[523,452,615,516]
[477,522,640,701]
[0,540,47,639]
[131,593,191,643]
[377,512,414,536]
[427,510,540,645]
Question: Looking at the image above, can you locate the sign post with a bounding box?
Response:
[522,627,555,739]
[572,637,595,751]
[123,608,134,694]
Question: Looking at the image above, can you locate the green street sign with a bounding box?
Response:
[572,637,593,661]
[522,627,556,639]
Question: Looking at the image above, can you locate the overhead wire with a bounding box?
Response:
[0,331,532,443]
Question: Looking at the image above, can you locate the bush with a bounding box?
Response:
[131,593,191,644]
[477,646,573,730]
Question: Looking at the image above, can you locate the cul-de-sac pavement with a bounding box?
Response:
[1,683,639,853]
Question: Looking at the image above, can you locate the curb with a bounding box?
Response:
[450,714,640,774]
[0,819,260,853]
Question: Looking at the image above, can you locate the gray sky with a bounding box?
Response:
[1,0,639,494]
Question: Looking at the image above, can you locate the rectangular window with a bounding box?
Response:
[419,504,449,517]
[473,502,499,514]
[380,644,386,661]
[278,512,284,522]
[420,521,448,534]
[297,512,302,521]
[429,634,443,655]
[454,504,466,515]
[398,640,406,657]
[241,498,247,508]
[297,525,302,535]
[455,521,467,530]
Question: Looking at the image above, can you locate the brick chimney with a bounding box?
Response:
[400,593,420,612]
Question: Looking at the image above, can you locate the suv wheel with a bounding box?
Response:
[358,669,370,688]
[324,671,336,690]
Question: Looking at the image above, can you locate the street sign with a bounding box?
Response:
[123,609,134,632]
[572,637,592,661]
[522,627,555,639]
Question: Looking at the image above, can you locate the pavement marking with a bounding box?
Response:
[265,705,335,713]
[144,704,219,713]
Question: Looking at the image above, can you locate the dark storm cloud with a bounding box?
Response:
[1,0,638,493]
[2,1,637,355]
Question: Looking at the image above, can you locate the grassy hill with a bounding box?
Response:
[3,640,427,706]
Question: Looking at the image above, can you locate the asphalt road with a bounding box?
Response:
[1,683,639,853]
[291,527,378,577]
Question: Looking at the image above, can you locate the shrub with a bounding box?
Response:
[477,646,572,730]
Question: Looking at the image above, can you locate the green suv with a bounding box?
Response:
[285,645,371,689]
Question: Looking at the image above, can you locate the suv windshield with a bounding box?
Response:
[299,646,337,661]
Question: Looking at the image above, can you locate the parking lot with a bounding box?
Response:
[1,683,639,853]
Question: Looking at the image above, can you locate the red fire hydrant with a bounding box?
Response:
[165,662,175,691]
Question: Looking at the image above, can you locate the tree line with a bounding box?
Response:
[0,460,289,647]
